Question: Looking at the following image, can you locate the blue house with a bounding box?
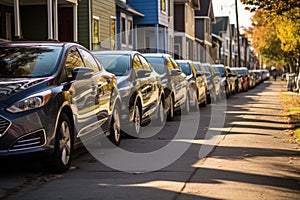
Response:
[116,0,144,50]
[126,0,170,53]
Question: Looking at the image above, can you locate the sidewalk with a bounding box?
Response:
[178,81,300,199]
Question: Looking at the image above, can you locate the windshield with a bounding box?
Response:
[0,46,62,78]
[215,67,226,77]
[145,57,166,75]
[93,54,129,76]
[177,62,191,75]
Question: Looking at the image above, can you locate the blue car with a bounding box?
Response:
[0,42,121,172]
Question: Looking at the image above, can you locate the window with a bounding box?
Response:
[161,0,167,13]
[128,19,133,46]
[78,49,100,73]
[92,16,100,50]
[138,55,152,71]
[111,17,116,50]
[132,55,143,75]
[121,16,126,45]
[65,48,85,78]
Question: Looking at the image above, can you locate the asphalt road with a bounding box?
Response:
[0,81,299,200]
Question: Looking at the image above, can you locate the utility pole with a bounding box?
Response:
[235,0,242,67]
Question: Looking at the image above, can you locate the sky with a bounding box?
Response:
[212,0,254,31]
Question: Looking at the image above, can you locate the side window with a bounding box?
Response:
[170,57,180,70]
[78,49,100,73]
[65,48,85,78]
[166,57,174,72]
[132,55,143,75]
[138,55,152,71]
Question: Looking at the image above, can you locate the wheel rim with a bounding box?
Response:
[113,108,121,142]
[134,105,141,134]
[59,121,71,166]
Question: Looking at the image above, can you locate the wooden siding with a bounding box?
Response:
[78,0,90,49]
[158,0,169,27]
[92,0,116,50]
[127,0,158,25]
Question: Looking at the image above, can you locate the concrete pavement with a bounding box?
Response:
[1,81,299,200]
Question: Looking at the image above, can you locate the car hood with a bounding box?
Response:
[0,78,48,102]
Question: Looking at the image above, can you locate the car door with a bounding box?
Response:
[138,54,159,117]
[78,48,112,125]
[170,57,187,106]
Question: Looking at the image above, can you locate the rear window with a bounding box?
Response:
[177,62,191,75]
[145,57,166,75]
[93,54,129,76]
[0,46,62,78]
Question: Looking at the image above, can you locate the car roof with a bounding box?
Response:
[92,50,139,56]
[0,41,77,48]
[143,53,171,58]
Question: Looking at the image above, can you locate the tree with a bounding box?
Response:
[243,2,300,72]
[241,0,300,19]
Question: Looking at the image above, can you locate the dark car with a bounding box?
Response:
[225,66,237,95]
[92,51,165,137]
[230,68,243,93]
[143,53,188,120]
[212,64,231,99]
[200,63,221,102]
[176,60,208,109]
[0,42,121,172]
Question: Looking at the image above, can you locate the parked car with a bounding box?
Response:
[92,51,165,137]
[0,42,121,172]
[212,64,230,99]
[241,67,250,90]
[225,66,237,95]
[200,63,221,102]
[230,68,243,93]
[193,62,212,104]
[143,53,188,120]
[176,60,208,109]
[232,67,248,92]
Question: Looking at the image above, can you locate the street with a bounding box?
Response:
[0,81,299,200]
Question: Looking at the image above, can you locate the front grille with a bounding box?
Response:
[0,116,11,137]
[10,130,46,151]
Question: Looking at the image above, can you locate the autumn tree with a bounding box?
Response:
[242,1,300,72]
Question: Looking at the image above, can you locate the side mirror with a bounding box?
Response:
[170,69,181,76]
[205,72,211,77]
[72,67,94,80]
[196,71,205,77]
[137,69,151,78]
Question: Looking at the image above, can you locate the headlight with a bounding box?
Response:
[7,90,52,113]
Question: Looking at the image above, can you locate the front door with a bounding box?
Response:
[58,7,73,42]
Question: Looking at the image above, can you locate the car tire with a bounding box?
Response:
[182,94,190,115]
[44,112,73,173]
[131,103,141,138]
[153,98,165,126]
[167,96,174,121]
[108,105,121,146]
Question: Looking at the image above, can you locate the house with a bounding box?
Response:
[126,0,170,53]
[194,0,215,63]
[211,34,223,64]
[0,0,78,42]
[77,0,117,50]
[115,0,144,50]
[173,0,200,60]
[212,16,232,66]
